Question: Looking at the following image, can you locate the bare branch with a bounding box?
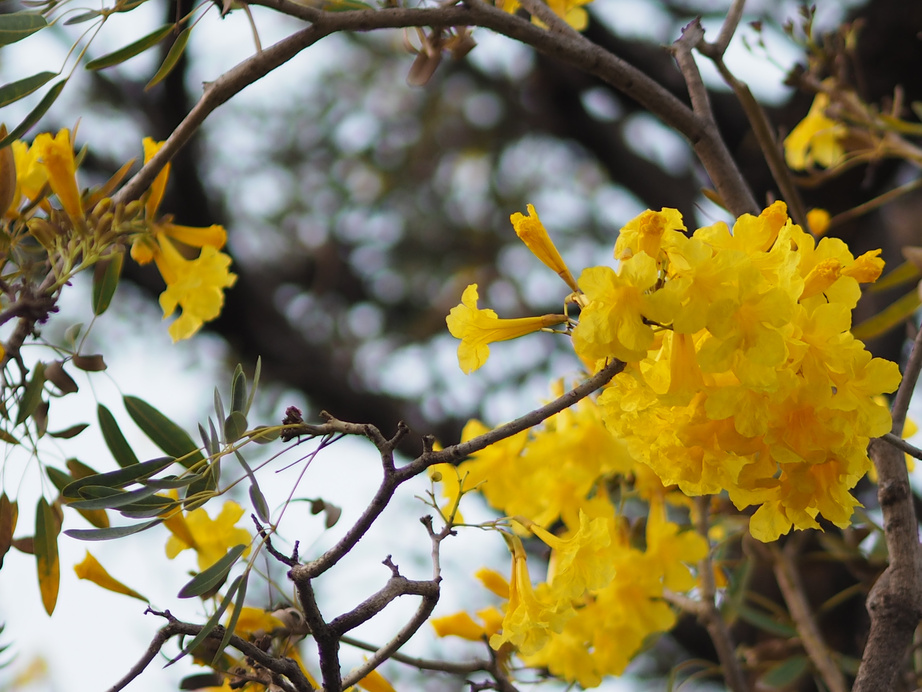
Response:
[711,0,746,58]
[410,357,625,473]
[340,634,489,675]
[694,497,746,692]
[881,432,922,461]
[670,19,757,216]
[770,538,848,692]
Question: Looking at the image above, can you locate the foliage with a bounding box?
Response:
[1,1,922,692]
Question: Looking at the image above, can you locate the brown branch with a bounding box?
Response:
[881,432,922,461]
[340,633,489,675]
[694,497,746,692]
[770,538,848,692]
[855,325,922,691]
[409,357,624,473]
[106,610,314,692]
[669,19,757,216]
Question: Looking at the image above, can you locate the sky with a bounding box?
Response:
[0,1,916,691]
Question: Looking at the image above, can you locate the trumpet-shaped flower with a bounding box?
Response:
[74,551,147,601]
[511,204,579,291]
[446,283,566,373]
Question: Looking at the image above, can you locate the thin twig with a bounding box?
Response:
[771,538,848,692]
[711,0,746,58]
[340,634,489,674]
[694,496,747,692]
[881,432,922,461]
[670,19,758,216]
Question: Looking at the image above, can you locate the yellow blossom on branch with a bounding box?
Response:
[131,137,236,341]
[446,283,567,373]
[165,500,251,571]
[33,129,83,223]
[784,91,846,170]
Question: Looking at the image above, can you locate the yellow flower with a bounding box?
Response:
[784,92,846,170]
[157,238,238,342]
[165,500,251,571]
[614,208,686,261]
[74,551,148,601]
[131,138,235,341]
[32,129,83,222]
[446,283,567,373]
[511,204,578,291]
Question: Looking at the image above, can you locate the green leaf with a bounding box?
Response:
[249,484,270,523]
[61,456,175,499]
[68,484,163,510]
[246,357,261,415]
[213,387,226,432]
[99,404,139,467]
[124,395,204,468]
[758,655,809,689]
[0,12,47,47]
[35,497,60,615]
[0,71,56,109]
[118,496,177,519]
[198,422,218,458]
[64,518,161,541]
[0,429,19,445]
[140,473,204,489]
[213,572,248,665]
[167,575,242,667]
[15,361,45,425]
[736,603,797,638]
[85,25,175,71]
[0,80,66,149]
[92,252,123,316]
[852,289,922,340]
[145,26,191,91]
[71,353,107,371]
[230,364,246,414]
[49,423,88,439]
[223,411,247,444]
[45,466,73,492]
[248,426,280,444]
[178,544,246,599]
[64,10,102,24]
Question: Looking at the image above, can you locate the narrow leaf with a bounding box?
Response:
[871,259,922,293]
[145,27,191,91]
[140,473,204,489]
[124,395,203,467]
[213,573,248,665]
[230,364,246,414]
[213,388,226,432]
[0,494,17,568]
[63,10,102,24]
[62,456,175,499]
[245,356,261,416]
[15,361,44,425]
[758,655,809,688]
[0,429,18,444]
[0,80,66,149]
[98,404,139,468]
[166,575,242,667]
[65,518,161,541]
[45,466,73,492]
[44,361,78,394]
[68,484,163,510]
[35,497,60,614]
[852,290,922,340]
[49,423,88,439]
[178,544,246,599]
[736,603,797,637]
[92,252,123,316]
[85,25,174,70]
[249,483,269,523]
[0,71,56,108]
[118,496,177,518]
[0,12,47,47]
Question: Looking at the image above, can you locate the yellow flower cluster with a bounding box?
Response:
[431,395,706,685]
[447,202,899,543]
